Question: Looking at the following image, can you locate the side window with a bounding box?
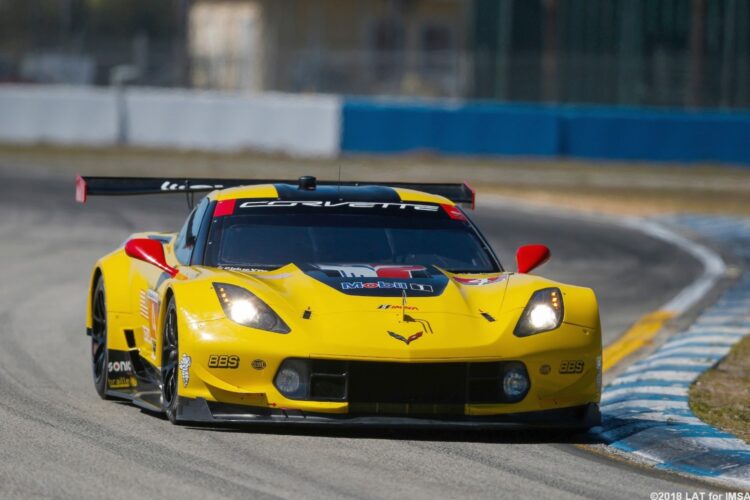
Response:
[175,197,210,265]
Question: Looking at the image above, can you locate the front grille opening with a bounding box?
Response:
[348,362,467,405]
[299,360,527,411]
[468,378,501,403]
[311,359,346,375]
[310,375,346,400]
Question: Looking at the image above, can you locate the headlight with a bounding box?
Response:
[213,283,290,333]
[514,288,563,337]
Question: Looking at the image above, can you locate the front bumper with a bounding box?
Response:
[177,397,601,430]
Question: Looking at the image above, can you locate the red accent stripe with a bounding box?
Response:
[213,199,236,217]
[441,203,467,221]
[75,174,87,203]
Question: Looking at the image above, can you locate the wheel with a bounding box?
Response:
[161,296,181,423]
[91,278,109,399]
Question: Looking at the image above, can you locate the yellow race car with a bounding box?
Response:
[78,175,602,429]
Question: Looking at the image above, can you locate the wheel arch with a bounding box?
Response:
[85,267,103,333]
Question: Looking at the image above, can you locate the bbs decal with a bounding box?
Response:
[208,354,240,369]
[559,360,585,374]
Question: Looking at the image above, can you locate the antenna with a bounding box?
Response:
[337,164,342,200]
[401,289,407,322]
[184,179,194,209]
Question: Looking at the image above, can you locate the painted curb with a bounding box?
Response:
[592,215,750,490]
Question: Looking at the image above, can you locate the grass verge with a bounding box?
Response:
[689,335,750,444]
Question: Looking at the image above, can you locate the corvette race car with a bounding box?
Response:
[78,175,602,428]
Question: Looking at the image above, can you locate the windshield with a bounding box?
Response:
[204,208,500,273]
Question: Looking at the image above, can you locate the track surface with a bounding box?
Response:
[0,166,710,498]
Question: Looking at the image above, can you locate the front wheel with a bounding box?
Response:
[161,296,181,423]
[91,278,109,399]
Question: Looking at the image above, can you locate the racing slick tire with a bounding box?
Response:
[161,296,182,424]
[91,277,110,399]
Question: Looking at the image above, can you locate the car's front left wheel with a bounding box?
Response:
[161,296,181,423]
[91,277,109,399]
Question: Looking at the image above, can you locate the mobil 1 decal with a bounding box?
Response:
[304,264,448,297]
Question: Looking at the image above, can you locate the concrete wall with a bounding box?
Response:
[0,85,341,158]
[0,85,118,146]
[125,88,340,157]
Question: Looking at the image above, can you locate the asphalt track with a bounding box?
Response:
[0,165,715,499]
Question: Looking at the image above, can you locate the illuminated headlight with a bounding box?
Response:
[502,363,530,402]
[213,283,290,333]
[514,288,564,337]
[274,359,310,399]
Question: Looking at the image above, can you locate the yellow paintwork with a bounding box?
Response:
[87,187,602,417]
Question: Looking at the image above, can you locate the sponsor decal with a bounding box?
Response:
[108,360,132,374]
[208,354,240,369]
[377,304,419,311]
[409,283,433,292]
[341,281,407,290]
[138,290,149,320]
[218,266,270,273]
[238,200,439,212]
[316,264,428,279]
[108,377,136,390]
[140,289,161,360]
[179,353,192,387]
[251,359,267,370]
[107,351,137,389]
[388,330,423,346]
[453,275,506,286]
[161,181,224,191]
[306,264,448,297]
[559,360,584,374]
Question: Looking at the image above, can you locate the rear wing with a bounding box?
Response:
[75,175,476,208]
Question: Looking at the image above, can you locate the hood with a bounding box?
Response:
[219,263,511,316]
[209,263,521,358]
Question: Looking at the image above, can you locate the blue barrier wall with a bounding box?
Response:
[341,99,750,165]
[342,100,560,157]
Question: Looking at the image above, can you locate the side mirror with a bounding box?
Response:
[124,238,180,278]
[516,244,550,274]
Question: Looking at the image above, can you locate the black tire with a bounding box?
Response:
[161,296,181,423]
[91,278,109,399]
